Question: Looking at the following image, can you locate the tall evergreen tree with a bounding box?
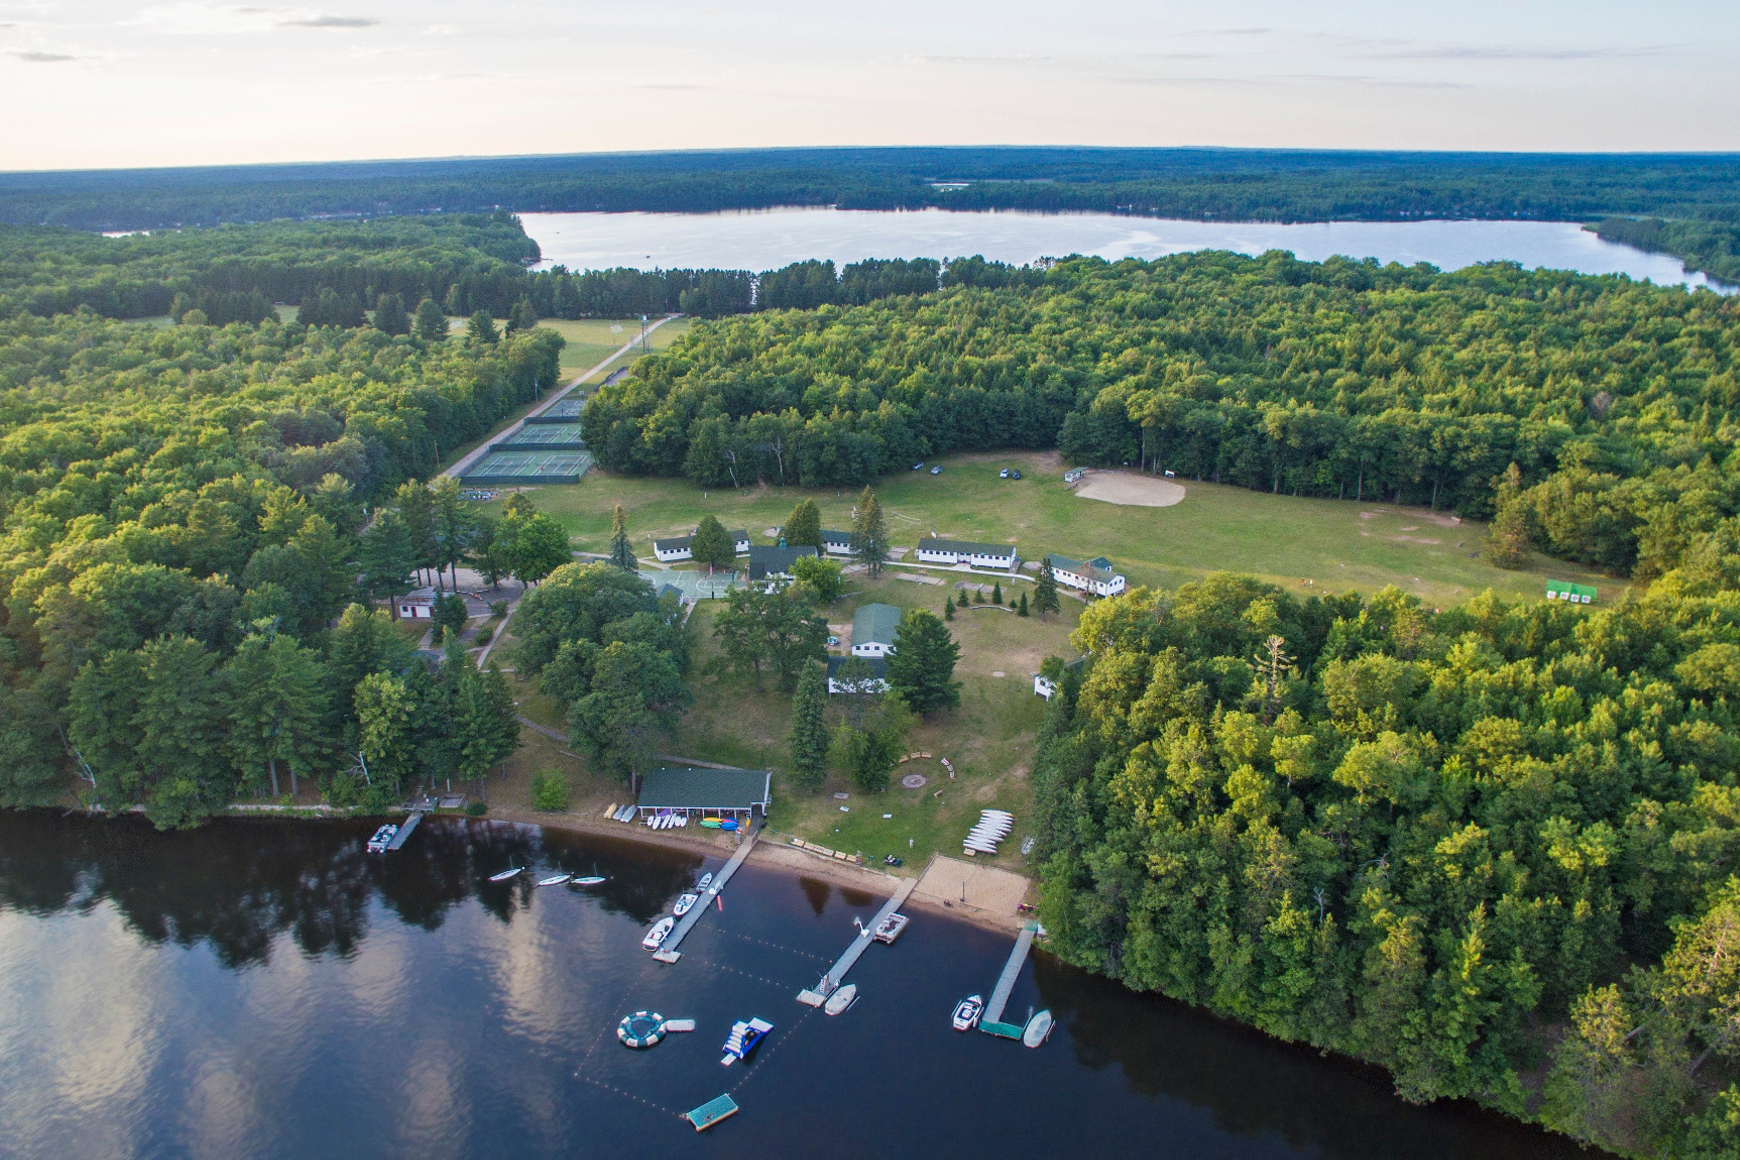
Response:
[1017,590,1030,616]
[467,310,500,346]
[358,509,415,607]
[787,660,830,792]
[850,485,889,577]
[225,630,331,799]
[373,293,410,336]
[884,608,962,715]
[608,504,638,571]
[413,297,448,342]
[1033,557,1061,618]
[1484,463,1533,569]
[506,296,539,333]
[943,593,955,620]
[784,498,822,550]
[395,481,439,587]
[430,475,474,589]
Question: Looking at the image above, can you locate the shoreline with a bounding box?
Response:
[474,802,1036,936]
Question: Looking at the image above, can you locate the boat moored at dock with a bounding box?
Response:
[872,912,908,943]
[1023,1009,1054,1048]
[823,984,858,1016]
[672,892,698,917]
[642,916,675,949]
[366,824,397,853]
[952,995,984,1031]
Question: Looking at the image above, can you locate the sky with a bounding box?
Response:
[0,0,1736,171]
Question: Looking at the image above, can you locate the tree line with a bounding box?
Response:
[583,250,1740,574]
[1029,543,1740,1155]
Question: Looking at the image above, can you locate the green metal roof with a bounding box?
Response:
[853,602,903,646]
[639,765,770,810]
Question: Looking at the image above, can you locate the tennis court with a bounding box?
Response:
[501,422,587,449]
[461,449,594,485]
[529,397,586,422]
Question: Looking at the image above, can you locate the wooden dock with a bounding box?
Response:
[796,877,916,1005]
[981,920,1037,1026]
[385,811,423,851]
[652,827,759,963]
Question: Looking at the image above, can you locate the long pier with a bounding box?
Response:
[385,811,423,850]
[982,921,1038,1027]
[797,877,917,1004]
[652,827,759,963]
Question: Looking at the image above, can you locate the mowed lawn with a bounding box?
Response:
[538,317,691,380]
[492,448,1614,608]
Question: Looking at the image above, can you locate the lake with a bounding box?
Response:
[522,207,1731,292]
[0,811,1599,1160]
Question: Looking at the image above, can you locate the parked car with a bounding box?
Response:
[999,468,1010,478]
[1010,469,1022,479]
[930,465,942,475]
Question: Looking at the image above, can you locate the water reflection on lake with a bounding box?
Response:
[0,811,1604,1159]
[523,207,1731,292]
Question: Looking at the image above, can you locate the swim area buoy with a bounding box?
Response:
[617,1010,667,1049]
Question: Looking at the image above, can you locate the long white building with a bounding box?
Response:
[915,537,1018,569]
[651,528,750,563]
[1045,553,1126,597]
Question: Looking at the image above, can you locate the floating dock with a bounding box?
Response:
[385,811,423,850]
[797,877,917,1005]
[652,827,759,963]
[981,921,1038,1028]
[685,1093,739,1132]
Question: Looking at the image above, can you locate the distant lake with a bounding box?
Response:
[523,207,1731,291]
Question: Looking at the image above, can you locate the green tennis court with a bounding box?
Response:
[502,422,587,448]
[462,449,594,484]
[531,397,586,421]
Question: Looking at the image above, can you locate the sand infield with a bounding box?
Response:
[1073,471,1187,507]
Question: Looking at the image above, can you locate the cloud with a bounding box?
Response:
[279,13,376,27]
[1369,44,1681,61]
[9,50,78,61]
[1117,72,1473,90]
[422,24,459,35]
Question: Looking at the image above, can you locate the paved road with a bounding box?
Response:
[443,314,679,480]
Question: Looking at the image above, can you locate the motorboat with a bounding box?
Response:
[642,916,676,950]
[952,994,984,1032]
[824,984,858,1016]
[872,913,909,944]
[697,872,715,892]
[1022,1009,1054,1048]
[720,1017,773,1064]
[366,824,398,853]
[672,893,699,917]
[536,873,571,887]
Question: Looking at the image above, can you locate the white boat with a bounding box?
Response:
[366,824,398,853]
[697,872,715,892]
[1022,1008,1054,1047]
[824,984,858,1016]
[676,815,688,827]
[872,913,909,944]
[952,994,984,1032]
[642,916,675,949]
[673,893,699,917]
[571,874,607,886]
[536,873,572,887]
[489,861,523,883]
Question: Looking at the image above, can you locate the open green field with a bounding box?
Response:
[491,448,1614,608]
[537,317,692,378]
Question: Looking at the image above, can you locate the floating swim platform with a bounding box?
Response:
[685,1093,739,1132]
[616,1010,666,1049]
[979,1020,1024,1040]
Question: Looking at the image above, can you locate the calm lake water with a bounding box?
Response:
[522,207,1731,292]
[0,811,1599,1160]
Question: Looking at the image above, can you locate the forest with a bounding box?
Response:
[1029,561,1740,1155]
[0,287,567,824]
[586,251,1740,577]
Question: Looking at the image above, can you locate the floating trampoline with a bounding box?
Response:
[616,1010,667,1049]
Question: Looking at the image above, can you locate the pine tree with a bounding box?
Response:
[413,297,448,342]
[992,581,1003,605]
[1484,463,1533,570]
[394,481,438,586]
[974,588,985,604]
[785,498,822,550]
[225,631,331,799]
[1017,591,1029,616]
[468,310,500,346]
[506,296,538,333]
[1033,557,1061,617]
[357,509,415,607]
[373,293,410,336]
[608,504,637,571]
[787,660,830,791]
[884,608,962,715]
[850,485,889,577]
[944,593,955,620]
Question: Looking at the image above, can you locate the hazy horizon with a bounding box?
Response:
[0,0,1734,171]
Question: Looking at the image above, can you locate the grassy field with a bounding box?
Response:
[535,317,692,379]
[490,448,1613,608]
